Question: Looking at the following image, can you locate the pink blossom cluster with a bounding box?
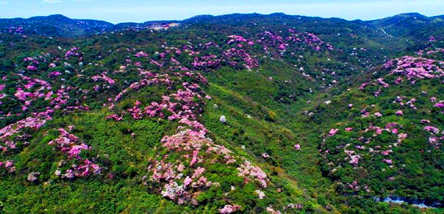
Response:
[219,204,241,214]
[105,114,123,121]
[55,159,101,179]
[161,129,236,165]
[91,73,116,85]
[365,124,407,144]
[425,48,444,55]
[423,125,443,148]
[328,128,339,136]
[237,160,269,188]
[7,26,24,34]
[26,65,38,71]
[434,101,444,108]
[12,75,53,111]
[324,122,408,169]
[0,112,53,176]
[345,180,362,191]
[424,126,440,134]
[112,55,270,205]
[64,47,81,59]
[0,160,15,173]
[393,96,417,110]
[227,35,248,44]
[385,56,444,82]
[50,87,71,109]
[359,82,369,90]
[150,59,164,67]
[361,56,444,97]
[113,73,173,102]
[417,47,444,56]
[145,129,269,207]
[0,110,52,152]
[49,71,62,78]
[109,68,210,138]
[146,130,235,205]
[223,48,258,70]
[23,56,40,64]
[285,203,303,210]
[117,78,209,136]
[344,149,361,166]
[134,51,148,58]
[376,78,389,88]
[132,88,200,121]
[48,128,87,159]
[259,30,333,53]
[121,30,331,74]
[428,135,443,149]
[49,128,101,178]
[266,206,282,214]
[192,55,221,69]
[303,32,330,51]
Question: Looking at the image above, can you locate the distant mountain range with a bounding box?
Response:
[0,12,443,38]
[0,14,179,37]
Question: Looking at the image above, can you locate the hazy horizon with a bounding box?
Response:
[0,0,443,24]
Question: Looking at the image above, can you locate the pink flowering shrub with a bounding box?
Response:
[384,56,444,81]
[237,160,269,188]
[328,128,338,136]
[424,125,443,149]
[434,101,444,108]
[360,55,444,99]
[144,129,268,208]
[219,204,241,214]
[135,51,148,58]
[0,160,16,174]
[48,128,101,179]
[321,120,410,195]
[258,30,333,55]
[318,53,444,203]
[91,73,116,85]
[64,47,81,59]
[0,110,52,153]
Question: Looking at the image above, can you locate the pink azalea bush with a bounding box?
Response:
[49,128,101,179]
[0,160,16,174]
[0,110,52,152]
[145,129,268,208]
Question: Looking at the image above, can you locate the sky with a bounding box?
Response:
[0,0,443,23]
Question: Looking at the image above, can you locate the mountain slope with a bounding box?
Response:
[301,49,444,208]
[0,13,443,213]
[367,13,444,43]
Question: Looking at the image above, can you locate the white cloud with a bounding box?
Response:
[43,0,62,3]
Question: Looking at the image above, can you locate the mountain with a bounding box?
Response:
[0,12,443,213]
[1,13,444,39]
[0,14,114,37]
[0,14,178,37]
[367,13,444,41]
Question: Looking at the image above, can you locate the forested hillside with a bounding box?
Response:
[0,13,443,213]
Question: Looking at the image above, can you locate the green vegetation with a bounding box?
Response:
[0,13,443,213]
